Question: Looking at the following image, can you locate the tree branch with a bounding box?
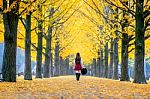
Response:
[145,35,150,40]
[128,35,135,41]
[144,10,150,19]
[18,0,36,16]
[128,48,135,53]
[144,18,150,32]
[105,0,135,16]
[19,16,26,29]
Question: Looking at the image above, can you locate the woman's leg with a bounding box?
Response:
[76,73,80,81]
[78,73,80,81]
[76,73,78,81]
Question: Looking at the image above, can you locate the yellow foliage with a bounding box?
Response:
[0,16,3,43]
[0,0,150,65]
[0,0,2,9]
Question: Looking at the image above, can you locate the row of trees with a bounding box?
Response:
[0,0,80,82]
[81,0,150,84]
[0,0,149,84]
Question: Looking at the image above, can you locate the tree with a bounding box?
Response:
[104,0,150,83]
[54,40,60,76]
[2,0,19,82]
[24,11,32,80]
[133,0,147,84]
[43,7,54,78]
[100,49,104,77]
[36,4,43,78]
[104,42,108,78]
[108,38,114,79]
[65,57,70,75]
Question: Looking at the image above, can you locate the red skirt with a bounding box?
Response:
[74,64,82,70]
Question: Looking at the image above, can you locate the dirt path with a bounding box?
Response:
[0,76,150,99]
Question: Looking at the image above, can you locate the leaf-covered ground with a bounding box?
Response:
[0,76,150,99]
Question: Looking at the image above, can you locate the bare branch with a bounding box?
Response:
[19,17,26,29]
[44,0,67,19]
[119,0,135,15]
[19,0,36,16]
[18,46,25,49]
[145,35,150,40]
[128,35,135,41]
[31,26,38,31]
[144,0,149,8]
[31,43,46,56]
[144,10,150,19]
[144,18,150,32]
[105,0,135,16]
[128,48,135,53]
[146,28,150,31]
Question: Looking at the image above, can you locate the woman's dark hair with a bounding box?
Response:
[75,52,81,64]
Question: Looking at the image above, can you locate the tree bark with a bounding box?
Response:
[60,56,63,75]
[113,38,119,80]
[36,4,43,78]
[43,26,52,78]
[104,43,108,78]
[50,52,53,77]
[24,12,32,80]
[2,0,19,82]
[120,33,129,81]
[108,38,114,79]
[96,58,100,77]
[54,43,60,76]
[133,0,146,84]
[65,57,69,75]
[100,49,104,77]
[120,8,130,81]
[93,58,96,76]
[43,7,54,78]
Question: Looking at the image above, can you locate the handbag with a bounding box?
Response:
[81,68,87,75]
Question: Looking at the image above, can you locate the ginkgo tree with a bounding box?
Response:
[0,0,150,85]
[81,0,119,79]
[104,0,150,84]
[2,0,20,82]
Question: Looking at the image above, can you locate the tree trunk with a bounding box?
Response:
[2,0,19,82]
[120,8,130,81]
[36,4,43,78]
[96,58,100,77]
[120,33,129,81]
[100,49,104,77]
[113,38,119,80]
[36,32,43,78]
[43,7,54,78]
[108,38,114,79]
[91,63,94,76]
[43,26,52,78]
[60,56,63,75]
[104,43,108,78]
[24,13,32,80]
[93,58,96,76]
[69,66,74,75]
[65,57,69,75]
[54,43,60,76]
[50,52,53,77]
[133,0,146,84]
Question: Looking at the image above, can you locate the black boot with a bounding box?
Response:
[76,73,78,81]
[77,73,80,81]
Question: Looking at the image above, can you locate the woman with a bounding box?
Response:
[74,52,83,81]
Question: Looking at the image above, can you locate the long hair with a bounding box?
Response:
[75,52,81,64]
